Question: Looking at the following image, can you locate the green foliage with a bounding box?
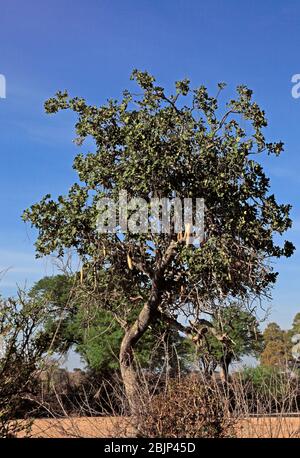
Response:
[23,70,295,372]
[197,305,263,374]
[30,275,190,373]
[241,365,282,386]
[29,274,75,309]
[261,322,292,367]
[23,70,294,302]
[69,308,123,371]
[263,322,285,342]
[291,312,300,334]
[238,365,298,408]
[76,310,190,372]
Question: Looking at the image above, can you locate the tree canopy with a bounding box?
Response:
[197,304,263,379]
[23,70,295,405]
[260,322,292,367]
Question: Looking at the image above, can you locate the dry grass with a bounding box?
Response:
[16,416,135,438]
[14,367,300,439]
[15,415,300,438]
[237,416,300,438]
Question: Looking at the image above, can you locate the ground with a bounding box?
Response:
[15,416,300,438]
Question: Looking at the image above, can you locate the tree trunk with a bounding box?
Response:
[119,276,162,412]
[219,364,227,383]
[219,356,231,383]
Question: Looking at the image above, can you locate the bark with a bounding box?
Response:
[219,364,227,383]
[119,275,162,412]
[119,241,178,412]
[219,356,231,383]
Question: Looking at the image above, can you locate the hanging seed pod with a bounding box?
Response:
[185,223,191,245]
[80,266,83,285]
[177,232,183,242]
[127,253,133,270]
[94,265,97,288]
[103,246,106,257]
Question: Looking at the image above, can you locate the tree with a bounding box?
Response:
[23,70,294,409]
[260,322,291,368]
[0,290,48,436]
[30,275,190,374]
[291,312,300,335]
[196,304,263,381]
[289,312,300,366]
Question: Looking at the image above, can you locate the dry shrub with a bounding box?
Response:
[0,292,50,437]
[230,367,300,417]
[133,373,235,438]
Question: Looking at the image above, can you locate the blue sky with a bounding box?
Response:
[0,0,300,330]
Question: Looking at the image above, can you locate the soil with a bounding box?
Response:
[15,415,300,438]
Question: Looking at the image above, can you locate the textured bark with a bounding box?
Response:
[219,355,231,383]
[119,276,162,411]
[119,241,178,411]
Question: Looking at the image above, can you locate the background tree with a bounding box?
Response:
[288,312,300,366]
[23,70,294,408]
[196,304,263,381]
[291,312,300,335]
[260,322,292,368]
[30,275,191,374]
